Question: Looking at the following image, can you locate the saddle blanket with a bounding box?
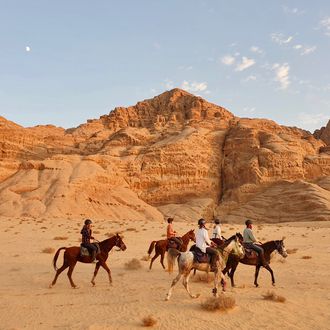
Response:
[190,245,211,264]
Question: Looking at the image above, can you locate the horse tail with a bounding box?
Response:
[147,241,157,256]
[167,248,181,274]
[53,247,66,271]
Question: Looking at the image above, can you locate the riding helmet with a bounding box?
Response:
[167,217,174,223]
[85,219,92,225]
[214,218,220,224]
[198,218,206,226]
[245,219,252,226]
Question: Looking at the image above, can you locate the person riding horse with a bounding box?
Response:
[196,218,219,272]
[81,219,97,262]
[243,219,268,267]
[166,217,182,250]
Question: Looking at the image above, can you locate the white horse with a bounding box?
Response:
[165,234,245,301]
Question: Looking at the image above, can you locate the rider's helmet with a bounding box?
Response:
[198,218,206,227]
[84,219,92,225]
[167,217,174,223]
[214,218,220,224]
[245,219,252,226]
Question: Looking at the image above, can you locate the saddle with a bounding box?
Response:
[80,243,100,257]
[167,237,183,250]
[190,245,211,264]
[243,243,259,259]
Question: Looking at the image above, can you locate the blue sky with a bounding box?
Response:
[0,0,329,132]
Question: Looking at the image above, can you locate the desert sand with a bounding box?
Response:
[1,217,329,330]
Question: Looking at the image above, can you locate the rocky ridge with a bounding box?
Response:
[1,89,330,223]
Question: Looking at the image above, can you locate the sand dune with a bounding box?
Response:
[1,217,329,329]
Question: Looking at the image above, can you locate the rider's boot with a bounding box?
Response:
[91,250,97,263]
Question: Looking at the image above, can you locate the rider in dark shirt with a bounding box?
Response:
[81,219,97,262]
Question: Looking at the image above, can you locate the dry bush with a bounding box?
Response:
[53,236,68,240]
[126,227,137,231]
[93,230,100,234]
[229,227,235,230]
[286,248,298,254]
[125,258,142,270]
[40,226,47,230]
[141,255,150,261]
[302,255,312,259]
[141,315,157,327]
[42,247,55,254]
[262,290,286,303]
[201,295,236,311]
[161,234,166,237]
[105,232,114,237]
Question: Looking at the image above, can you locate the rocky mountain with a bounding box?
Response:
[1,89,330,223]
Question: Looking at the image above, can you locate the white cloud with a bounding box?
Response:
[282,6,305,16]
[25,46,31,52]
[293,44,316,55]
[164,79,174,90]
[319,17,330,36]
[181,80,208,93]
[242,107,256,114]
[272,63,290,89]
[242,75,257,82]
[271,33,293,45]
[297,113,329,131]
[301,46,316,55]
[235,57,256,72]
[250,46,263,54]
[221,55,235,66]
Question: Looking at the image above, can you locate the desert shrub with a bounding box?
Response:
[141,315,157,327]
[42,247,55,254]
[262,290,286,303]
[125,258,142,270]
[201,296,236,311]
[301,255,312,259]
[286,248,298,254]
[53,236,68,240]
[141,255,150,261]
[126,227,137,231]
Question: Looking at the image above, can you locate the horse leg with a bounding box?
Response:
[91,263,101,286]
[228,263,238,287]
[264,264,275,286]
[212,270,222,297]
[67,262,78,288]
[160,250,166,270]
[100,262,113,285]
[183,272,200,299]
[254,265,261,287]
[165,273,183,301]
[49,262,69,288]
[149,251,160,270]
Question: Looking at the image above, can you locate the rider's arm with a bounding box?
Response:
[203,229,212,246]
[248,229,257,243]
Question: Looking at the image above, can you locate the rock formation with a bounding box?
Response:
[0,89,330,223]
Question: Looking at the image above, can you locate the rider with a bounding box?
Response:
[243,219,268,267]
[81,219,98,262]
[212,218,222,239]
[166,217,182,250]
[196,218,219,272]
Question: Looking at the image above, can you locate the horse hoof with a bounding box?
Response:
[195,293,200,298]
[48,284,53,289]
[272,283,276,286]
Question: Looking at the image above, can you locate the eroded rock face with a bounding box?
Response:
[0,89,329,222]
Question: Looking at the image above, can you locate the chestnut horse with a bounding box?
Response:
[223,239,287,287]
[49,234,126,288]
[147,230,195,270]
[165,234,245,301]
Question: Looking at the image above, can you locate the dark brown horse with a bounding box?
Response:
[147,230,195,270]
[222,239,287,287]
[49,234,127,288]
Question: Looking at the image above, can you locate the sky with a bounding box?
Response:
[0,0,330,132]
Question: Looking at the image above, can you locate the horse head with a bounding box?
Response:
[236,232,244,243]
[115,234,127,251]
[234,234,245,259]
[275,239,287,258]
[188,229,196,242]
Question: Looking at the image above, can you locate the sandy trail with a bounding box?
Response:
[1,217,329,329]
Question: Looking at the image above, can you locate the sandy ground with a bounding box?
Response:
[1,217,330,330]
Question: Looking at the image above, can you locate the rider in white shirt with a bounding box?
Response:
[196,218,219,272]
[212,218,222,239]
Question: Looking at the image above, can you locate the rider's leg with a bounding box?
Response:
[251,244,268,267]
[206,247,219,272]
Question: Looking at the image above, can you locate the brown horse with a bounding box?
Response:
[222,239,287,287]
[49,234,127,288]
[147,230,195,270]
